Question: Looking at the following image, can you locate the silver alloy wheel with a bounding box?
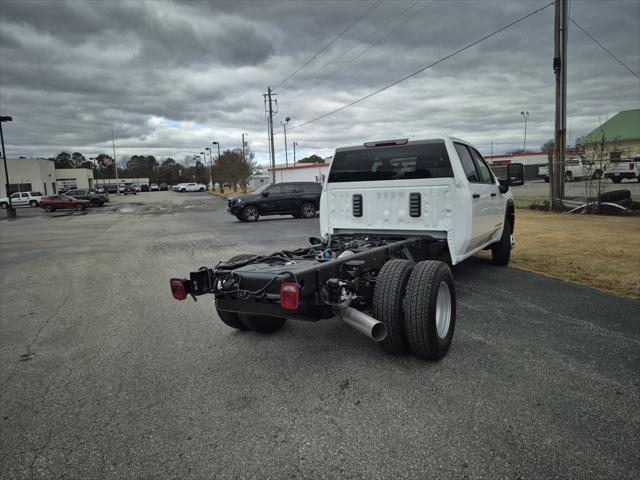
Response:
[302,204,315,218]
[435,281,452,339]
[244,206,258,221]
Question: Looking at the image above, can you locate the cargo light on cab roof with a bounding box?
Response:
[363,139,409,148]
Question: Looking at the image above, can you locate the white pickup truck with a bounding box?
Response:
[604,156,640,183]
[173,182,207,192]
[171,136,524,361]
[538,157,603,183]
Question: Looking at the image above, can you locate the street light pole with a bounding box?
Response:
[205,147,212,188]
[521,111,530,151]
[212,141,221,192]
[281,117,290,167]
[293,141,298,164]
[0,115,16,217]
[242,133,248,163]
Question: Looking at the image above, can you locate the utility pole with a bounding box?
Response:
[281,117,290,167]
[521,111,529,151]
[0,115,16,218]
[552,0,568,210]
[111,128,119,191]
[293,141,298,164]
[242,133,247,162]
[264,87,277,183]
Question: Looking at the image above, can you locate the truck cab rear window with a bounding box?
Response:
[328,142,453,182]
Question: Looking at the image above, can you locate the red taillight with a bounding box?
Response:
[170,278,188,300]
[280,283,300,310]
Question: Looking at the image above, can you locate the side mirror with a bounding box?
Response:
[507,162,525,186]
[261,191,269,197]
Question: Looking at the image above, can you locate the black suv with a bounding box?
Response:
[227,182,322,222]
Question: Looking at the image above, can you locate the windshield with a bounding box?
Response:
[328,142,453,182]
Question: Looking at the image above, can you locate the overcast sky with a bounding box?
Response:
[0,0,638,166]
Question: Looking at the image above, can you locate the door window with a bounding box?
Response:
[268,185,284,195]
[469,148,494,184]
[10,193,19,199]
[21,193,29,198]
[454,144,479,182]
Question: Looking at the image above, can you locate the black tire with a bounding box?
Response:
[612,177,622,184]
[199,188,205,192]
[29,200,38,207]
[372,259,414,354]
[44,205,54,212]
[0,202,8,209]
[543,177,549,183]
[241,205,260,222]
[216,308,250,331]
[403,261,456,361]
[75,204,85,211]
[564,171,573,182]
[491,218,512,266]
[592,170,602,180]
[180,188,186,192]
[300,202,316,219]
[90,199,103,207]
[241,315,286,333]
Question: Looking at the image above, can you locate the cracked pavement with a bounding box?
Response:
[1,192,639,479]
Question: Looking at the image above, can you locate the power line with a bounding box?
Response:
[293,0,434,98]
[274,0,384,89]
[285,0,425,94]
[569,17,640,80]
[288,1,555,132]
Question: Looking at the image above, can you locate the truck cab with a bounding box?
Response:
[320,136,521,265]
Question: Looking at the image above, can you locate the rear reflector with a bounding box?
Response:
[364,138,409,148]
[170,278,188,300]
[280,283,300,310]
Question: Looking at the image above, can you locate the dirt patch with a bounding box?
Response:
[480,210,640,298]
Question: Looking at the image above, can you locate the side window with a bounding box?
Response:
[32,192,42,196]
[269,185,284,195]
[469,148,494,184]
[283,184,300,194]
[21,193,29,198]
[454,144,479,182]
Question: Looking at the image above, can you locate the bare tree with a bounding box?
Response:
[580,123,621,212]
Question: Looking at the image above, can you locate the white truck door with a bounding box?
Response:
[454,143,496,250]
[469,147,504,240]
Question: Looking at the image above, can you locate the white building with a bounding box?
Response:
[0,158,56,196]
[269,162,331,184]
[485,152,548,166]
[54,168,95,191]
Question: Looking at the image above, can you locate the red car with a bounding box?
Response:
[40,194,91,212]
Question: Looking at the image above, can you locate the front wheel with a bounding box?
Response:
[241,205,260,222]
[564,171,573,182]
[44,205,54,212]
[29,200,38,207]
[403,261,456,361]
[0,202,8,209]
[491,219,512,266]
[592,170,602,180]
[90,199,103,207]
[75,204,85,211]
[300,202,316,218]
[199,188,205,192]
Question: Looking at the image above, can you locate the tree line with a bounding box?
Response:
[50,148,258,193]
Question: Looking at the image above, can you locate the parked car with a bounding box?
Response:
[106,184,119,194]
[227,182,322,222]
[40,194,90,212]
[64,188,109,207]
[538,157,603,182]
[122,186,137,195]
[604,156,640,183]
[95,186,106,194]
[0,191,43,209]
[160,183,169,191]
[133,185,141,192]
[172,183,186,192]
[150,183,160,191]
[140,184,149,192]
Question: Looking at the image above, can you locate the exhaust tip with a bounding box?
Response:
[371,322,387,342]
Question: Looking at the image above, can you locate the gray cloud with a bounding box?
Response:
[0,0,638,165]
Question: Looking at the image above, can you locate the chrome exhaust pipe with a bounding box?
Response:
[335,306,387,342]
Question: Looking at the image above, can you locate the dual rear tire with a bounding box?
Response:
[372,259,456,360]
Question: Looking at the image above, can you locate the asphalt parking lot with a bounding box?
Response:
[1,192,639,479]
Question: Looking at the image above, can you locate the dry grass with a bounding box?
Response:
[209,188,255,198]
[481,210,640,298]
